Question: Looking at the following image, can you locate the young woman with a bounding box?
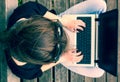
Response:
[0,0,106,79]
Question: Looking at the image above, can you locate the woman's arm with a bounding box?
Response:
[41,49,83,72]
[41,59,60,72]
[43,11,60,20]
[43,11,86,32]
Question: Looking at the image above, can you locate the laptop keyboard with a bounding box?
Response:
[77,17,92,64]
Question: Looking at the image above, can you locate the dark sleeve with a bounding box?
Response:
[5,50,43,80]
[10,63,43,80]
[7,1,48,30]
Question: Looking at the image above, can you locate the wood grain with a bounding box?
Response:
[118,0,120,82]
[0,0,7,82]
[55,64,69,82]
[37,0,52,9]
[106,0,117,10]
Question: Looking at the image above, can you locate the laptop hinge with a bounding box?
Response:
[94,60,100,63]
[95,18,99,21]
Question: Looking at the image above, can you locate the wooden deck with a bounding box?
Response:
[0,0,120,82]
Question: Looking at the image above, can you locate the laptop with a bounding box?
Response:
[62,9,118,76]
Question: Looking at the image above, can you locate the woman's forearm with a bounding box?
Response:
[43,11,86,32]
[40,54,66,72]
[43,11,61,20]
[41,59,61,72]
[43,11,66,25]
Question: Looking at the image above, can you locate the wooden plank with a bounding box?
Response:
[52,0,69,82]
[68,0,86,82]
[6,0,21,82]
[39,69,53,82]
[95,73,107,82]
[70,0,83,7]
[105,0,118,82]
[0,0,7,82]
[37,0,52,9]
[85,77,94,82]
[106,0,117,10]
[51,0,69,82]
[96,0,117,81]
[6,0,18,20]
[55,64,69,82]
[23,69,53,82]
[53,0,69,14]
[70,71,85,82]
[0,0,7,32]
[117,3,119,79]
[106,74,117,82]
[22,0,36,3]
[0,48,7,82]
[22,78,37,82]
[7,68,20,82]
[22,0,52,11]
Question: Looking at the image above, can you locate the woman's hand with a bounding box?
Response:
[43,11,86,32]
[59,49,83,63]
[60,18,86,32]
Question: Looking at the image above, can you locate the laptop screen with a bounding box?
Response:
[98,9,118,76]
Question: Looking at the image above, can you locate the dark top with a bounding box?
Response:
[6,1,49,80]
[7,1,48,30]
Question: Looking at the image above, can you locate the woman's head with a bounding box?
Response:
[8,16,67,64]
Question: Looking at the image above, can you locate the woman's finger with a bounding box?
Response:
[73,55,84,63]
[76,26,84,31]
[75,20,86,27]
[73,20,86,32]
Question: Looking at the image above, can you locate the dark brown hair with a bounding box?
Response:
[6,16,67,65]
